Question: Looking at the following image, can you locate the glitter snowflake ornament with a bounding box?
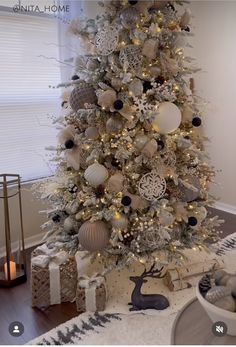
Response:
[95,26,119,56]
[133,95,154,121]
[138,171,166,201]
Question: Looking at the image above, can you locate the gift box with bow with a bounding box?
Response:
[31,244,77,308]
[76,273,107,312]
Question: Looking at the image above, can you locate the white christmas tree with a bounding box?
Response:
[36,0,223,271]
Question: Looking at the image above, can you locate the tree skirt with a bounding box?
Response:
[29,312,176,345]
[28,248,235,345]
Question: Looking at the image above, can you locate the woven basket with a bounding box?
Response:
[31,248,77,308]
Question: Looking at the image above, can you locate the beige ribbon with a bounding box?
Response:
[32,244,69,305]
[79,274,105,312]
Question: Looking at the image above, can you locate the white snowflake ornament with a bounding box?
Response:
[138,171,166,201]
[133,95,154,121]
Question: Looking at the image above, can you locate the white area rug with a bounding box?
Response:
[29,247,236,345]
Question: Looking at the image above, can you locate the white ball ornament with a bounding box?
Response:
[84,163,108,187]
[111,213,128,230]
[152,102,182,134]
[64,217,76,232]
[79,220,110,252]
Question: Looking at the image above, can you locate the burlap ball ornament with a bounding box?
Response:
[69,82,97,111]
[79,220,110,252]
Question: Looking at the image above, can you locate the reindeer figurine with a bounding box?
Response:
[129,265,169,311]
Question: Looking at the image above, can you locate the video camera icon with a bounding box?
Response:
[212,321,227,337]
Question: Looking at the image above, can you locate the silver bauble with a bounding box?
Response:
[85,126,99,140]
[120,7,140,29]
[69,83,97,111]
[79,220,110,252]
[179,175,201,202]
[84,163,108,187]
[128,79,143,97]
[214,270,228,285]
[106,117,123,133]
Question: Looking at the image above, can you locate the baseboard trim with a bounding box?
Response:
[0,232,43,257]
[214,202,236,215]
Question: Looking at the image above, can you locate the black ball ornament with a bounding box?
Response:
[184,26,190,32]
[68,184,78,194]
[188,216,198,226]
[128,0,138,4]
[111,157,120,167]
[143,81,152,93]
[121,195,132,206]
[52,214,61,223]
[64,139,74,149]
[113,99,124,110]
[157,140,165,150]
[61,100,68,108]
[71,74,79,80]
[155,76,165,86]
[95,184,105,198]
[192,117,202,127]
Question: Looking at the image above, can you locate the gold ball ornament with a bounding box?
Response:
[84,163,108,187]
[79,220,110,252]
[69,82,97,111]
[152,102,182,134]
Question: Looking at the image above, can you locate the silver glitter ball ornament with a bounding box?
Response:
[120,7,140,29]
[69,82,97,111]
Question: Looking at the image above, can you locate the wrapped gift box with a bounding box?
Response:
[31,244,77,308]
[76,274,107,312]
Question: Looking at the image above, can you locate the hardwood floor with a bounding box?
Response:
[0,208,235,345]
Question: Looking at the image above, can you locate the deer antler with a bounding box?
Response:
[141,264,166,279]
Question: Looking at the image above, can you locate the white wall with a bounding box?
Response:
[189,1,236,211]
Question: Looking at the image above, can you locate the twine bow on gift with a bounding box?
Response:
[79,274,104,289]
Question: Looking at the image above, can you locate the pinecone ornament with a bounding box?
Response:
[199,274,211,297]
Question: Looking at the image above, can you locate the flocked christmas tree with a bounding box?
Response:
[36,0,223,271]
